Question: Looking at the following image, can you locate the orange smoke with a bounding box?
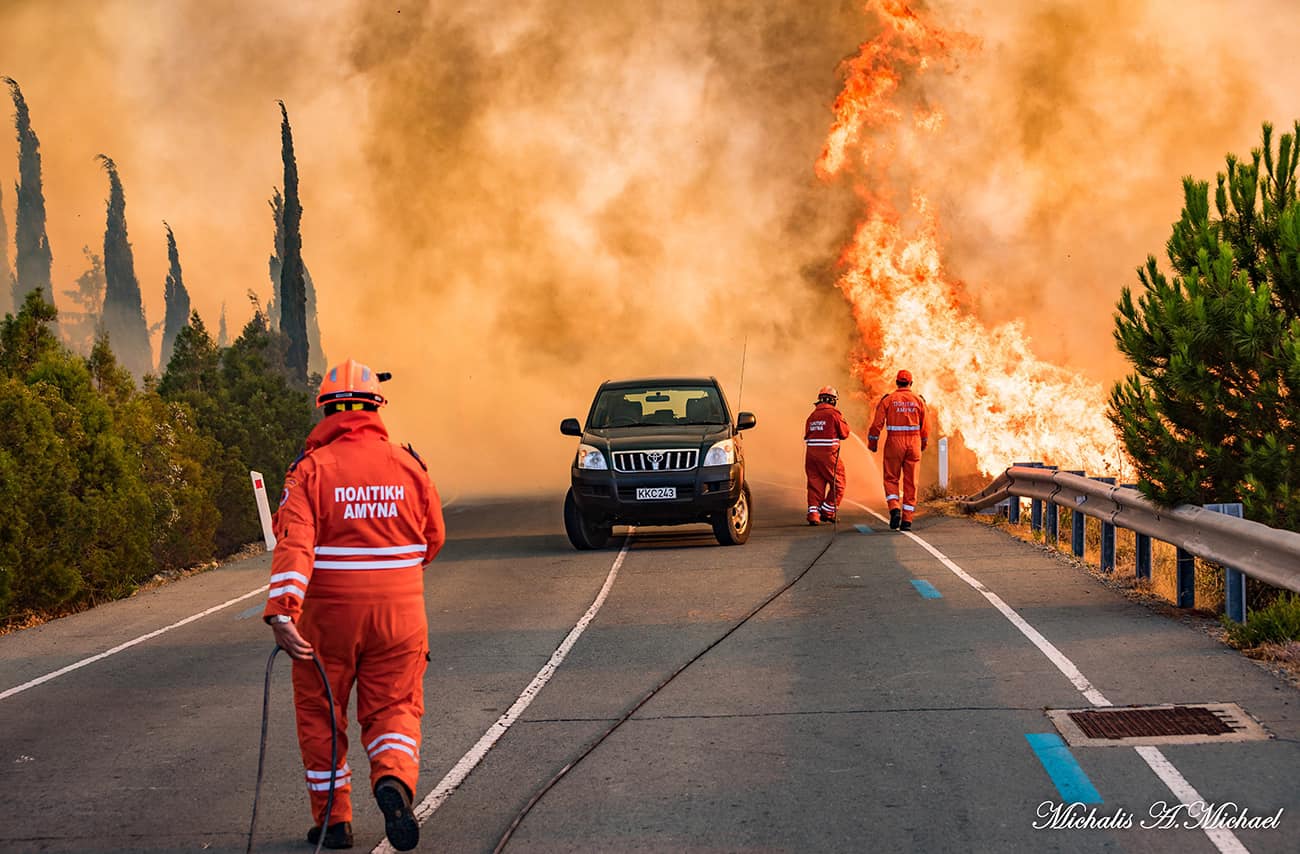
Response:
[820,0,1127,477]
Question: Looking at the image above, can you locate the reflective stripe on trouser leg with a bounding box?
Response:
[900,442,921,522]
[292,640,356,825]
[357,599,428,797]
[805,451,836,516]
[882,445,903,511]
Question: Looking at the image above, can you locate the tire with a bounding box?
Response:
[713,482,752,546]
[564,487,612,550]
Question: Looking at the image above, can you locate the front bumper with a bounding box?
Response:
[571,463,742,525]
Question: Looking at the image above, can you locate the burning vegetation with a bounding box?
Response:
[818,0,1126,477]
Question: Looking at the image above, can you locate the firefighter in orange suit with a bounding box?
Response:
[868,369,928,532]
[804,385,850,525]
[263,359,445,852]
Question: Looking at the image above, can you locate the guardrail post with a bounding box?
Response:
[1122,483,1152,581]
[1175,547,1196,608]
[1023,462,1046,533]
[1206,503,1247,624]
[1008,460,1040,525]
[1059,470,1083,554]
[1093,476,1116,572]
[1044,492,1058,545]
[1135,533,1152,580]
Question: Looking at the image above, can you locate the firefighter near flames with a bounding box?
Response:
[803,386,850,525]
[868,370,929,531]
[261,359,446,851]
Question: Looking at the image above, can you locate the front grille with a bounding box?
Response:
[612,449,698,472]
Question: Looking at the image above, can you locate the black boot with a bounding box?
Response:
[889,509,901,530]
[899,520,912,532]
[375,777,419,851]
[306,821,354,849]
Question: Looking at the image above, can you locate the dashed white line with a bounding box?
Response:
[371,531,636,854]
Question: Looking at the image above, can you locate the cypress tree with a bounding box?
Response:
[267,188,326,376]
[1110,121,1300,531]
[267,189,283,332]
[59,246,105,356]
[3,78,53,308]
[159,222,191,372]
[217,301,229,348]
[276,101,308,384]
[96,155,151,380]
[1,187,14,314]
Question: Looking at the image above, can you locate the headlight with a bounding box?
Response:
[576,444,608,470]
[703,438,735,466]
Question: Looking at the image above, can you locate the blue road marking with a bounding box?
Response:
[1026,733,1102,804]
[236,604,264,621]
[910,579,942,598]
[854,524,873,534]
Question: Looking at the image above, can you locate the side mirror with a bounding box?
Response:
[736,412,757,431]
[560,418,583,437]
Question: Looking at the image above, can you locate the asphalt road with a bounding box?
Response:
[1,482,1296,854]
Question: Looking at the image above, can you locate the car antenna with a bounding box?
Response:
[736,335,749,411]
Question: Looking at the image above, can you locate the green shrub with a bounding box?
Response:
[1221,592,1300,647]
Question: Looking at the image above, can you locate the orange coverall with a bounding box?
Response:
[804,402,850,519]
[868,388,928,524]
[264,410,445,826]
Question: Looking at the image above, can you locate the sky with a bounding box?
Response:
[2,0,1297,495]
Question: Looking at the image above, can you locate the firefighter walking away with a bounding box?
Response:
[804,385,850,525]
[263,359,446,851]
[867,369,928,531]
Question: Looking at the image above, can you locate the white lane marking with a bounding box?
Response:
[371,532,636,854]
[1135,746,1250,853]
[843,497,1250,854]
[0,585,269,702]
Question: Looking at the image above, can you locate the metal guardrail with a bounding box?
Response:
[956,465,1300,622]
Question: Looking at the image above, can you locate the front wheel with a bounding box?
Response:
[564,488,612,550]
[713,482,752,546]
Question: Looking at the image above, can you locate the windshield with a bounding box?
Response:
[588,386,728,429]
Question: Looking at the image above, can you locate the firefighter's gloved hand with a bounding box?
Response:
[868,440,878,453]
[271,618,315,660]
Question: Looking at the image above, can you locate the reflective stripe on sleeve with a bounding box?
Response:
[270,571,309,586]
[268,584,306,599]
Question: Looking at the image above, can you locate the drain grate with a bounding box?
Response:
[1070,705,1232,739]
[1046,703,1271,747]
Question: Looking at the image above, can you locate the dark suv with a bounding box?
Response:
[560,377,757,549]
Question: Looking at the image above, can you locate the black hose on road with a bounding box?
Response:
[247,646,338,854]
[493,519,840,852]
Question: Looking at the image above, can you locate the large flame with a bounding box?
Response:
[821,0,1126,477]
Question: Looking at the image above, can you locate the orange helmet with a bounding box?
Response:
[896,369,912,386]
[317,358,387,409]
[817,385,838,404]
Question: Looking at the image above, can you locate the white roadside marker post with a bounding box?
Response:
[250,471,278,550]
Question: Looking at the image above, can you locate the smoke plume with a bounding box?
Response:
[2,1,1298,495]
